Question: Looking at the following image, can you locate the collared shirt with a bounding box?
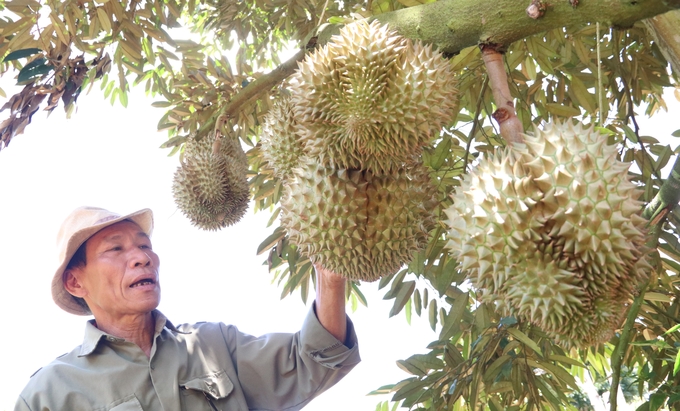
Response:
[15,307,360,411]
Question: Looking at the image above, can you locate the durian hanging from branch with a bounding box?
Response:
[172,132,250,230]
[261,20,458,282]
[444,120,650,348]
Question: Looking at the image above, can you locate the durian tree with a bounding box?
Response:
[2,0,680,409]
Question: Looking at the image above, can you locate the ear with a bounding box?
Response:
[63,269,88,299]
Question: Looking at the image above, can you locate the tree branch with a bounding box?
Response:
[217,0,680,128]
[215,49,307,128]
[369,0,680,56]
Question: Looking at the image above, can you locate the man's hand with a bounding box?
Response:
[314,263,348,344]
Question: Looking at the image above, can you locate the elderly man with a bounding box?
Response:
[15,206,360,411]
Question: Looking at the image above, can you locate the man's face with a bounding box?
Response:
[66,220,161,320]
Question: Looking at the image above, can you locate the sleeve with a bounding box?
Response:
[14,395,32,411]
[219,302,360,411]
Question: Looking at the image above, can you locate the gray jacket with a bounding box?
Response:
[15,307,360,411]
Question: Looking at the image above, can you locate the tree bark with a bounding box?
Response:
[643,10,680,77]
[369,0,680,55]
[218,0,680,132]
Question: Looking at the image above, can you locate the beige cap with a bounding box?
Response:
[51,206,154,315]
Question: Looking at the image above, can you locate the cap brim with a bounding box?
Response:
[51,208,154,315]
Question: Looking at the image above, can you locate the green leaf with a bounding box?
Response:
[650,392,666,411]
[569,75,596,113]
[3,48,43,62]
[367,384,396,396]
[674,349,680,376]
[506,328,542,355]
[389,280,415,318]
[645,292,671,303]
[159,135,187,149]
[391,378,427,401]
[545,103,581,118]
[664,323,680,335]
[256,227,285,255]
[672,129,680,137]
[439,292,468,340]
[17,58,54,83]
[483,354,512,382]
[430,136,451,170]
[621,124,639,143]
[151,101,172,108]
[428,299,437,331]
[499,316,518,327]
[525,359,579,390]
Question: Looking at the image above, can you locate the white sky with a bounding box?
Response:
[0,84,438,411]
[0,77,678,411]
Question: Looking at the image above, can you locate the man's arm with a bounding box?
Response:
[313,264,348,344]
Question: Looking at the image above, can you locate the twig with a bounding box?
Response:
[596,22,604,125]
[463,76,489,172]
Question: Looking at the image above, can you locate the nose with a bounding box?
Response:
[131,248,152,267]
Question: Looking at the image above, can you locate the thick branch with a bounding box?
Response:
[369,0,680,56]
[216,49,306,126]
[219,0,679,124]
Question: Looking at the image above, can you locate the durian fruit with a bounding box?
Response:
[173,133,250,230]
[261,97,307,180]
[289,20,458,174]
[444,120,650,348]
[281,162,438,281]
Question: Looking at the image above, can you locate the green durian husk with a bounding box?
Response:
[281,161,438,281]
[289,20,458,175]
[173,134,250,230]
[261,97,307,180]
[444,120,650,348]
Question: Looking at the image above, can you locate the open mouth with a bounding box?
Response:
[130,278,156,288]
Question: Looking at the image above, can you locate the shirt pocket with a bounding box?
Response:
[105,394,143,411]
[180,369,234,411]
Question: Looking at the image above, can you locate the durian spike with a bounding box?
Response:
[480,45,524,145]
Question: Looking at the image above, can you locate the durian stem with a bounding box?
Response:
[609,154,680,411]
[480,45,524,145]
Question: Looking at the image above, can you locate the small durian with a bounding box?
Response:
[281,162,438,281]
[289,20,458,174]
[173,133,250,230]
[261,97,307,180]
[444,120,649,348]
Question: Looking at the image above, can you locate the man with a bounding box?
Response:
[15,206,360,411]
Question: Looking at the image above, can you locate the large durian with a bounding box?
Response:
[261,97,307,180]
[281,162,438,281]
[289,20,458,174]
[444,120,650,348]
[173,133,250,230]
